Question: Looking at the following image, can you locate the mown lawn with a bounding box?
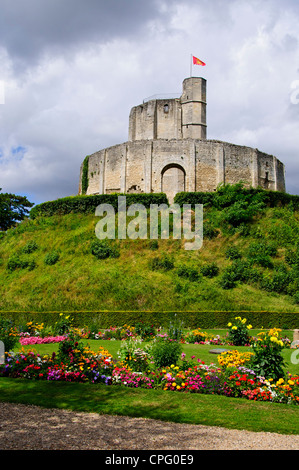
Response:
[0,377,298,435]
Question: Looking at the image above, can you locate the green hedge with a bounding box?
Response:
[30,193,169,219]
[174,187,299,210]
[0,310,298,329]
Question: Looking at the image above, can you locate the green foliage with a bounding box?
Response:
[174,183,299,211]
[148,239,159,250]
[200,262,219,278]
[220,200,265,227]
[260,265,292,294]
[135,322,156,340]
[167,314,184,340]
[0,189,34,231]
[0,318,18,352]
[285,247,299,268]
[218,270,237,289]
[7,256,36,272]
[30,193,169,218]
[44,251,60,265]
[218,260,260,289]
[118,339,149,372]
[91,240,120,259]
[54,313,73,335]
[250,329,286,381]
[149,254,174,271]
[225,246,242,260]
[247,242,277,258]
[22,240,38,254]
[149,338,183,368]
[227,316,252,346]
[177,265,200,281]
[81,155,90,195]
[203,221,219,239]
[57,331,85,363]
[0,310,298,330]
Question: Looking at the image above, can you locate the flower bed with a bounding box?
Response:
[19,335,67,345]
[1,334,298,405]
[1,316,298,405]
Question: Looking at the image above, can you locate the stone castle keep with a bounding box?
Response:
[79,77,285,202]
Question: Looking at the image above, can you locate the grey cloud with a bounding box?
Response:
[0,0,162,68]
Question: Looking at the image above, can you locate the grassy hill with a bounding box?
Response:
[0,185,299,317]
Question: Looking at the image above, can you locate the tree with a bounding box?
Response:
[0,189,34,231]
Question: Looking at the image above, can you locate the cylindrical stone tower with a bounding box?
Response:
[181,77,207,139]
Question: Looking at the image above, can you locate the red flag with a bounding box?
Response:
[193,56,206,66]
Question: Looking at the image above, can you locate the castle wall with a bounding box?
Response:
[80,138,285,201]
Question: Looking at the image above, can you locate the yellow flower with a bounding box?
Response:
[241,318,247,324]
[247,325,252,330]
[228,322,232,327]
[232,326,237,330]
[172,382,176,387]
[288,380,295,386]
[176,386,181,390]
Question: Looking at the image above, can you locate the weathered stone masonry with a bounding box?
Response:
[79,77,285,202]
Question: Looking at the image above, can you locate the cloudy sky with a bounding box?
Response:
[0,0,299,205]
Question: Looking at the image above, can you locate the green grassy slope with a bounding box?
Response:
[0,199,298,313]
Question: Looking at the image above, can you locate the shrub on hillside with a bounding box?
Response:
[220,200,265,228]
[44,251,60,265]
[260,267,292,294]
[7,255,36,272]
[148,239,159,250]
[149,255,174,271]
[225,246,242,260]
[203,221,219,239]
[91,240,120,259]
[30,193,169,218]
[200,262,219,278]
[285,247,299,268]
[247,241,278,258]
[22,240,38,254]
[218,270,237,289]
[177,265,200,281]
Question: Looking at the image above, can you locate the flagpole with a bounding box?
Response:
[190,54,192,77]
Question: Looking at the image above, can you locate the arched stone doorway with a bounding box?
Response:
[161,164,186,203]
